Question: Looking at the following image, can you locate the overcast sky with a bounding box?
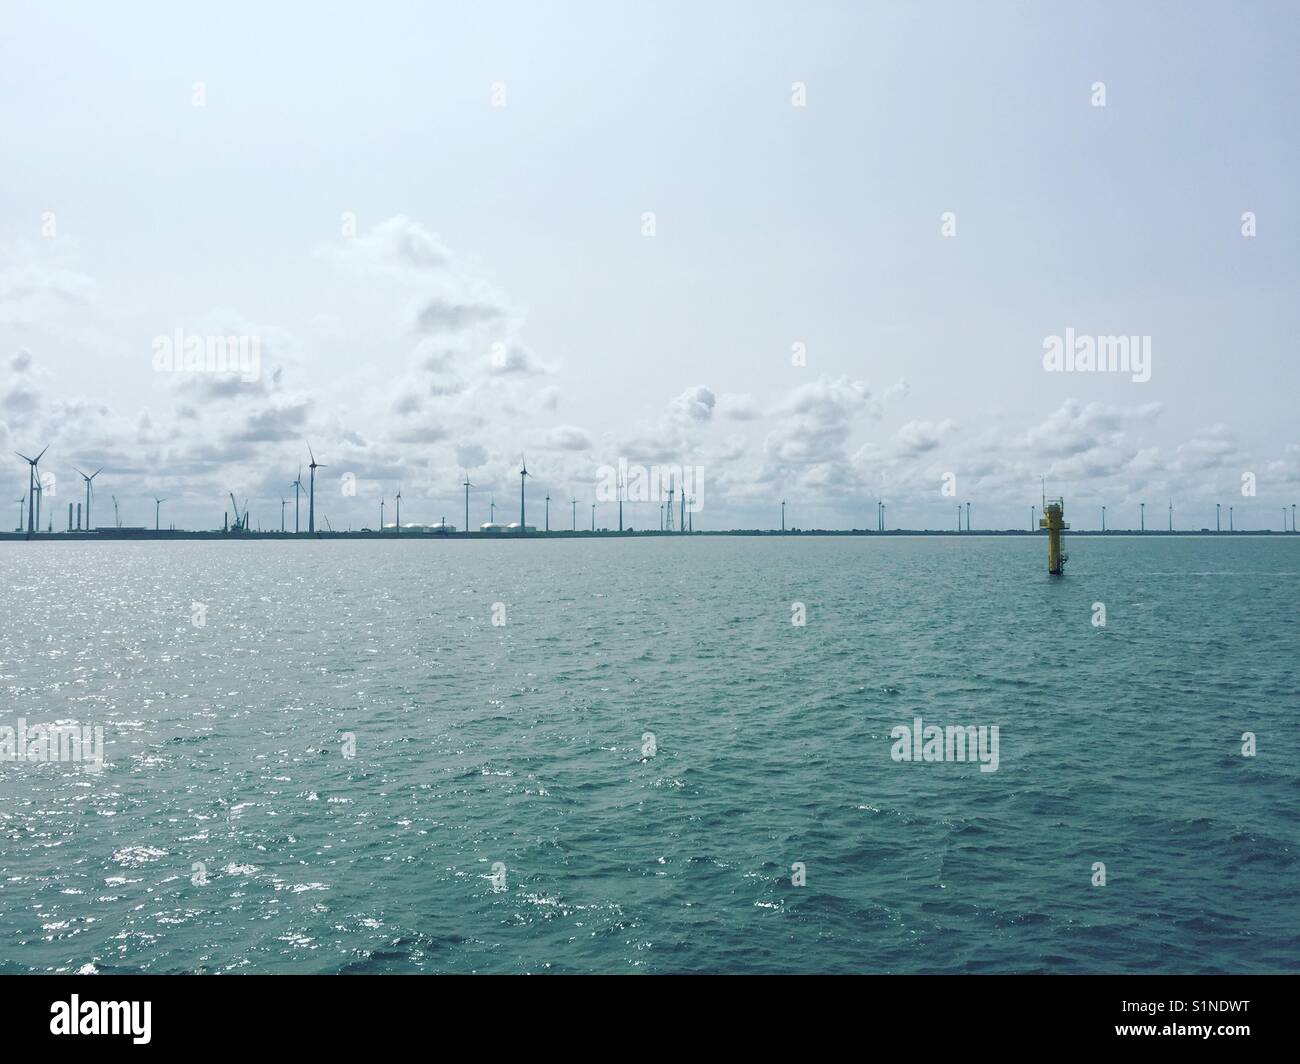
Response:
[2,0,1297,532]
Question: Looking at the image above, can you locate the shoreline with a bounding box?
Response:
[1,529,1294,542]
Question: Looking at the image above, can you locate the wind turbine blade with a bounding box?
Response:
[15,451,33,463]
[35,445,49,462]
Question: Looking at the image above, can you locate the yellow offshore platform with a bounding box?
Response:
[1040,498,1069,575]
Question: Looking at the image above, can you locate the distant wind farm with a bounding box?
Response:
[6,441,1297,542]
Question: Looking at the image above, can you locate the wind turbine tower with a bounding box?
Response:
[463,472,471,536]
[292,467,303,533]
[75,467,102,532]
[307,443,325,534]
[518,456,528,534]
[15,446,48,535]
[154,497,166,531]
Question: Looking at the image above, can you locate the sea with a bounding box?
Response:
[0,535,1296,973]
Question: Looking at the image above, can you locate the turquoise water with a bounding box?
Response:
[0,536,1296,973]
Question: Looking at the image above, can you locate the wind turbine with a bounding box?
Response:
[380,495,385,532]
[74,467,103,532]
[1101,505,1106,533]
[1140,501,1145,532]
[1168,499,1173,532]
[306,443,325,534]
[395,488,401,534]
[154,497,167,531]
[1216,502,1221,533]
[781,500,786,532]
[15,446,48,535]
[591,502,595,532]
[518,456,528,534]
[280,497,287,532]
[545,492,550,533]
[463,472,471,536]
[617,473,623,533]
[291,467,303,533]
[571,495,577,531]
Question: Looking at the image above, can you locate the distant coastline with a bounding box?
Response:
[1,528,1293,542]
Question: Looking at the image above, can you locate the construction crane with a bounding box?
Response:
[228,492,249,533]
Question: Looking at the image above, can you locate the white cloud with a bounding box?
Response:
[542,425,593,451]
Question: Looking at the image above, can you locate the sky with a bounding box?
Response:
[2,0,1298,532]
